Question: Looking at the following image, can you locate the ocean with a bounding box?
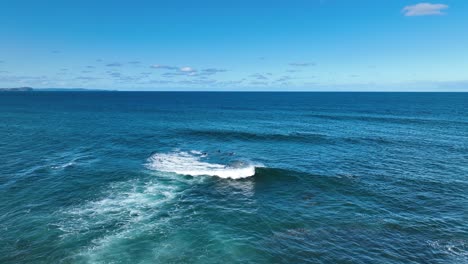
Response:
[0,92,467,263]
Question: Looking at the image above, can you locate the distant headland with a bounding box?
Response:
[0,87,114,92]
[0,87,34,92]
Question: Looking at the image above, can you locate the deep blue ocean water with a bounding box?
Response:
[0,92,467,263]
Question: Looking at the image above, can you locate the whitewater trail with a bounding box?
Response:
[146,151,260,179]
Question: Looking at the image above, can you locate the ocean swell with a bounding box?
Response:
[180,129,328,143]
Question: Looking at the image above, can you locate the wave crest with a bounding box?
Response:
[146,151,259,179]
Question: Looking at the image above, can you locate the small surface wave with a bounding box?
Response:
[180,129,328,143]
[147,151,260,179]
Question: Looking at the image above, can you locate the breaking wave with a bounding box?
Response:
[146,151,261,179]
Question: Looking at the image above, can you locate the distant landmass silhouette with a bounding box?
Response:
[35,88,114,91]
[0,87,33,92]
[0,87,114,92]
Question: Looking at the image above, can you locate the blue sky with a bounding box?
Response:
[1,0,467,91]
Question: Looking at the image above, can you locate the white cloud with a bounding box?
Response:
[179,66,195,72]
[402,3,448,16]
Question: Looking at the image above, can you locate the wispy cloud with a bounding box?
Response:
[151,64,226,77]
[402,3,448,16]
[106,62,123,67]
[200,68,227,75]
[75,76,101,81]
[0,74,50,84]
[107,71,122,78]
[117,75,147,82]
[162,71,197,78]
[162,72,181,77]
[250,81,269,86]
[105,70,150,83]
[276,76,293,83]
[128,61,141,64]
[178,79,217,85]
[250,73,269,80]
[161,67,197,77]
[289,62,315,67]
[140,72,152,77]
[150,64,178,70]
[143,79,173,85]
[218,79,246,86]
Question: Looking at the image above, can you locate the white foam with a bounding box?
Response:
[51,162,75,170]
[190,150,203,155]
[57,179,179,238]
[56,177,186,262]
[49,149,96,171]
[147,151,259,179]
[428,239,468,258]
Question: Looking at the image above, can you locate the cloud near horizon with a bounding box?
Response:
[289,62,315,67]
[402,3,448,16]
[151,64,227,77]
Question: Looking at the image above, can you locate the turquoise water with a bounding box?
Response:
[0,92,467,263]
